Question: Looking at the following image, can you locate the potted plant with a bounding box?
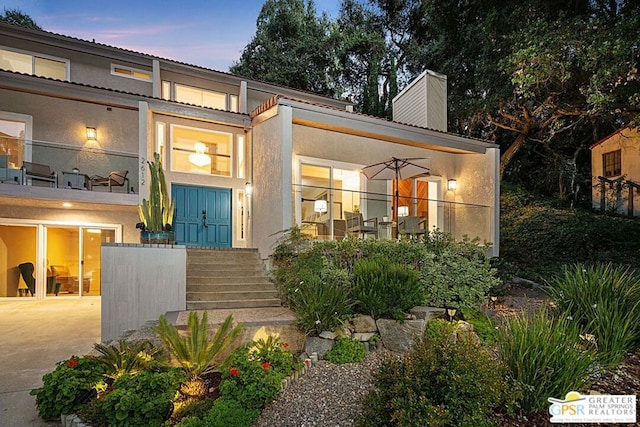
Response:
[137,152,175,244]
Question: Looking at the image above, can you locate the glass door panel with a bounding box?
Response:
[0,225,37,297]
[46,227,80,296]
[82,228,114,296]
[300,164,331,239]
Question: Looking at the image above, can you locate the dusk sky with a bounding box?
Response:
[1,0,342,71]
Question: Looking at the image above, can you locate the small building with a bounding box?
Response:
[590,127,640,217]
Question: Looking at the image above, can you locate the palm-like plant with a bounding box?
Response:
[153,312,243,380]
[91,340,164,381]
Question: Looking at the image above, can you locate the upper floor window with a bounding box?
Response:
[175,83,226,110]
[170,125,232,177]
[0,112,32,173]
[111,64,151,81]
[603,149,621,177]
[0,47,68,80]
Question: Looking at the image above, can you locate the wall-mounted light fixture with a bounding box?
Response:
[86,127,97,142]
[314,199,328,213]
[447,179,457,191]
[398,206,409,217]
[245,182,253,196]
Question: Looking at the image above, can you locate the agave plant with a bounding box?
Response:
[137,152,174,233]
[153,312,243,380]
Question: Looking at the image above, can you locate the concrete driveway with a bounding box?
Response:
[0,298,100,426]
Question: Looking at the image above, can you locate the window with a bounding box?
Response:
[170,125,232,176]
[603,150,621,177]
[237,135,245,179]
[0,112,31,171]
[229,95,239,113]
[111,64,151,81]
[161,81,171,100]
[175,84,226,110]
[0,47,68,80]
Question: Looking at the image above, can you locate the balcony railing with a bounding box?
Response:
[294,184,493,245]
[0,137,138,193]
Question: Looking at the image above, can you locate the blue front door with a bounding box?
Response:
[172,185,232,248]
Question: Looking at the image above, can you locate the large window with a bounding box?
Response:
[0,47,68,80]
[175,84,226,110]
[603,150,621,177]
[170,125,232,176]
[299,162,361,239]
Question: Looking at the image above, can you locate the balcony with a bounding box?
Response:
[0,138,139,208]
[296,184,493,245]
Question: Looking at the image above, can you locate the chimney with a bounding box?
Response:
[392,70,447,132]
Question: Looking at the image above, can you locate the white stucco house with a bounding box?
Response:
[0,22,500,301]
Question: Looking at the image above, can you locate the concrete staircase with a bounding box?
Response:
[186,248,281,310]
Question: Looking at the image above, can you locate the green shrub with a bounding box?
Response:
[497,308,595,414]
[98,368,184,427]
[288,275,355,335]
[249,335,302,374]
[352,256,422,320]
[359,320,507,427]
[153,312,243,380]
[420,235,499,311]
[31,356,105,421]
[325,338,366,364]
[220,345,287,410]
[176,397,259,427]
[545,263,640,367]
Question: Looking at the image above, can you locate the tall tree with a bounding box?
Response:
[229,0,338,97]
[0,8,42,30]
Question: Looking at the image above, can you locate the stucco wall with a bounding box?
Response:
[4,37,153,95]
[101,244,186,342]
[0,88,139,188]
[252,111,286,258]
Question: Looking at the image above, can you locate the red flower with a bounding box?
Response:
[67,358,78,367]
[262,362,270,372]
[283,342,289,349]
[229,368,239,377]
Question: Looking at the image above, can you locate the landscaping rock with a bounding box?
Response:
[376,319,426,353]
[409,306,446,321]
[351,315,377,333]
[304,337,334,359]
[319,331,336,340]
[454,320,481,345]
[353,332,376,342]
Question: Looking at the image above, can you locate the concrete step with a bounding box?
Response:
[186,298,282,310]
[187,290,279,301]
[187,283,277,293]
[186,263,265,272]
[187,276,273,285]
[187,270,267,279]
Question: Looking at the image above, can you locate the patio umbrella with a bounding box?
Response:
[361,157,431,218]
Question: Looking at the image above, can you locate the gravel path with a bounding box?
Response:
[254,350,391,427]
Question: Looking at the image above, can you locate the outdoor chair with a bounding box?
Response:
[21,161,57,187]
[345,211,378,238]
[88,170,129,192]
[398,216,427,239]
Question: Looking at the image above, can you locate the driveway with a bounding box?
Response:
[0,298,100,426]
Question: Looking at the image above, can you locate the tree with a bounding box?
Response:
[1,8,42,30]
[230,0,338,97]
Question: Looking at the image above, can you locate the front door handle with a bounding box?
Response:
[202,210,208,228]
